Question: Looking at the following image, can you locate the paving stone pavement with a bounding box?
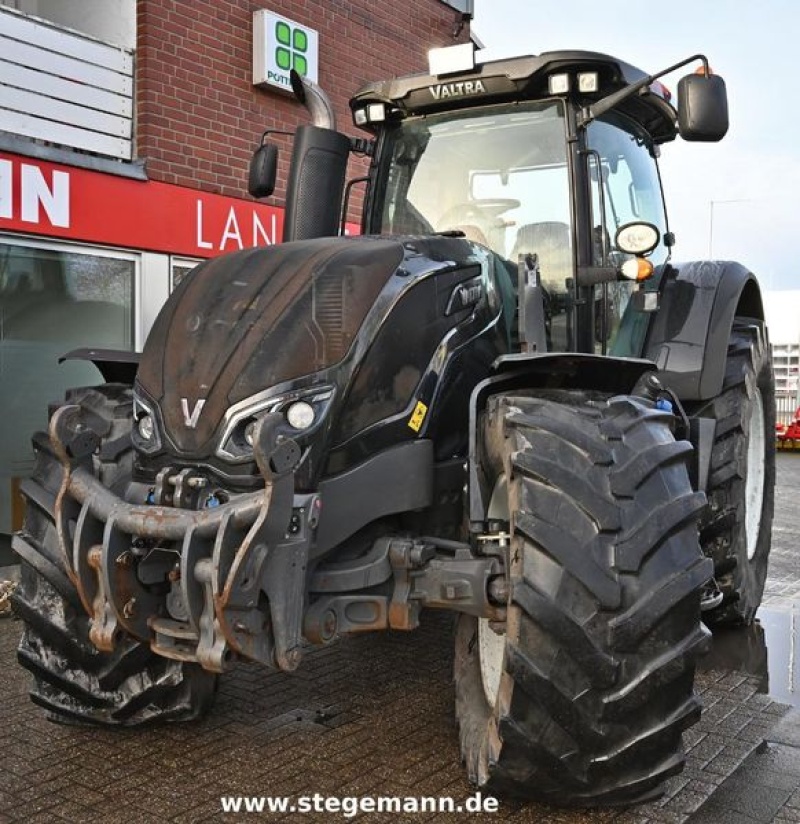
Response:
[0,453,797,824]
[761,450,800,610]
[685,451,800,824]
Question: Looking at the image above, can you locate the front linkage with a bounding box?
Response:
[47,402,506,673]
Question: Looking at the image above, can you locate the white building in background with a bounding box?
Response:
[764,291,800,422]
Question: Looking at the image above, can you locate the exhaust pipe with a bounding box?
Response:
[290,69,336,130]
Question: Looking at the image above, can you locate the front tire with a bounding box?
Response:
[695,319,775,626]
[11,385,217,726]
[455,390,711,805]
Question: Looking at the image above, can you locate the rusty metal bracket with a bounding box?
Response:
[216,415,305,670]
[303,537,505,642]
[153,467,208,509]
[50,405,98,587]
[51,403,306,671]
[389,539,505,629]
[387,539,431,630]
[195,556,234,672]
[304,594,389,644]
[191,414,308,672]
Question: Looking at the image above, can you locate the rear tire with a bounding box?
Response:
[455,390,711,805]
[695,319,775,626]
[12,385,217,726]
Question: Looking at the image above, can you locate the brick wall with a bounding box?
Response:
[136,0,469,204]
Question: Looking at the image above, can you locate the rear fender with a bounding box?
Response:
[60,348,140,385]
[644,261,765,401]
[467,352,656,527]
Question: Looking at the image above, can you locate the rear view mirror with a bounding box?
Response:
[677,72,729,142]
[248,142,278,199]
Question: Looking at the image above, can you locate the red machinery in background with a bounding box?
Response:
[777,406,800,449]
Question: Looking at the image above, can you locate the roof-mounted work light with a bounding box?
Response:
[352,102,386,127]
[548,73,570,95]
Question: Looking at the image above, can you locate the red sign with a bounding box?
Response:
[0,151,286,257]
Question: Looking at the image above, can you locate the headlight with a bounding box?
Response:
[137,414,155,441]
[286,401,315,430]
[216,386,334,463]
[132,393,162,454]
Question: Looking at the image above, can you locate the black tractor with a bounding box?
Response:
[12,46,774,806]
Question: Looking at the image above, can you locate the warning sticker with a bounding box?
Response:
[407,400,428,432]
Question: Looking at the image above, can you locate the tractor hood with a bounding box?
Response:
[136,236,405,455]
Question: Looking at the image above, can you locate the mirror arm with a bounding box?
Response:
[579,54,710,127]
[257,128,294,144]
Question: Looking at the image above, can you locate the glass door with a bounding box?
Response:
[0,238,138,540]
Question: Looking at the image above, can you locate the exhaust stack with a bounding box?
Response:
[290,69,337,130]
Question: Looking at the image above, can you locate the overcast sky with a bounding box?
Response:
[472,0,798,293]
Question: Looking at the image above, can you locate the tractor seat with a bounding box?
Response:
[510,221,571,291]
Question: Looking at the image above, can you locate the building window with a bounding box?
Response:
[0,238,137,536]
[171,257,203,291]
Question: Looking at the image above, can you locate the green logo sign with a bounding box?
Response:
[253,10,319,93]
[275,21,308,76]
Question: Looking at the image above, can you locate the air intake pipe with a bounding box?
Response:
[283,70,351,242]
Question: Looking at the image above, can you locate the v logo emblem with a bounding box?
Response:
[181,398,206,429]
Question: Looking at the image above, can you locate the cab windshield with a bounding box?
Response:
[374,101,573,297]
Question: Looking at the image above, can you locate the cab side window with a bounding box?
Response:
[587,118,669,266]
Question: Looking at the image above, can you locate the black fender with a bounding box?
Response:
[59,348,140,385]
[644,261,765,401]
[467,352,656,527]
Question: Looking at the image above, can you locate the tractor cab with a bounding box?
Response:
[358,86,665,353]
[347,46,727,354]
